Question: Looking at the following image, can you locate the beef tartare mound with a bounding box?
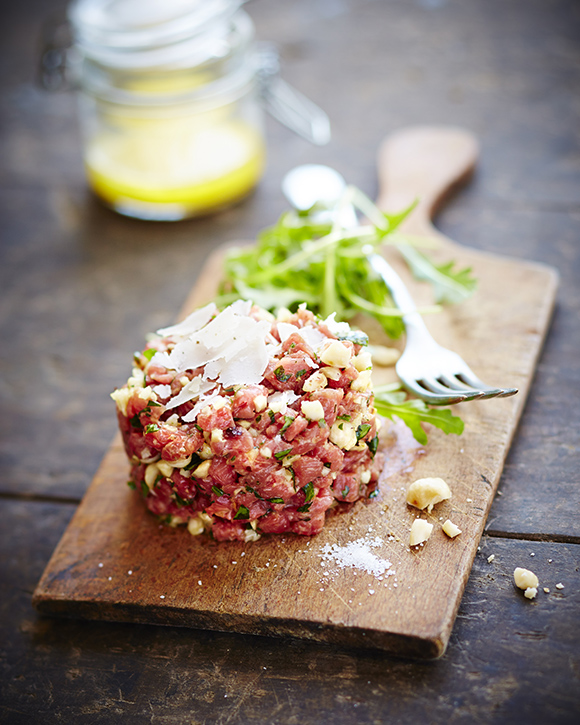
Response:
[111,300,383,542]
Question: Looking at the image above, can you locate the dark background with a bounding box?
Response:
[1,0,579,722]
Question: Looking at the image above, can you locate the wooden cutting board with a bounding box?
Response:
[33,127,559,659]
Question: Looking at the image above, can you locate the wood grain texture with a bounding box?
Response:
[33,128,558,658]
[5,499,580,724]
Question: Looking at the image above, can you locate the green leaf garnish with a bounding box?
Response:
[280,416,294,435]
[211,485,225,497]
[274,448,293,461]
[373,386,464,445]
[234,505,250,520]
[216,187,474,340]
[302,481,315,502]
[274,366,291,383]
[356,423,372,442]
[398,245,477,305]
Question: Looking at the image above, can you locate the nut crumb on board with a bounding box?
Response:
[442,519,462,538]
[409,519,433,547]
[406,477,452,513]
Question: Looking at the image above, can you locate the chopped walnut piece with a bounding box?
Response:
[406,477,452,513]
[442,519,462,538]
[409,519,433,547]
[514,567,539,593]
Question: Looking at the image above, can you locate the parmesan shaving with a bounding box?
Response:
[156,302,217,338]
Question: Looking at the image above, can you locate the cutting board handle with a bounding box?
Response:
[375,125,479,238]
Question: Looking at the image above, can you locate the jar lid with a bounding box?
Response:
[69,0,246,69]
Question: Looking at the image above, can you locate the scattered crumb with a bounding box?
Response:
[160,595,165,599]
[556,583,564,590]
[409,519,433,547]
[406,477,452,513]
[514,567,539,593]
[487,554,495,563]
[543,587,550,593]
[466,498,472,503]
[368,344,400,366]
[442,519,462,538]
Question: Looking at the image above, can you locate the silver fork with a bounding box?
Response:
[282,164,518,406]
[364,250,517,404]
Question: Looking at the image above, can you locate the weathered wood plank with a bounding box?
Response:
[3,500,580,723]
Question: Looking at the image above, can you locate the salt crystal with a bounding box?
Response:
[319,537,393,578]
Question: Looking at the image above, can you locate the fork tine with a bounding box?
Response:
[438,374,503,400]
[455,371,518,399]
[401,377,473,406]
[420,376,486,401]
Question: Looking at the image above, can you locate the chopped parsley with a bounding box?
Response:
[173,492,189,507]
[302,481,315,503]
[234,505,250,520]
[126,480,136,490]
[211,485,225,497]
[145,423,160,434]
[280,416,294,435]
[295,369,308,379]
[366,435,379,457]
[356,423,372,442]
[274,448,293,461]
[184,453,203,470]
[297,503,312,513]
[142,348,157,361]
[274,366,291,383]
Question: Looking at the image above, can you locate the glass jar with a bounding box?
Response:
[67,0,269,220]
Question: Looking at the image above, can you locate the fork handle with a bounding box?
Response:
[366,252,433,342]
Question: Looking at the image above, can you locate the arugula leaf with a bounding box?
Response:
[373,387,464,445]
[398,245,477,305]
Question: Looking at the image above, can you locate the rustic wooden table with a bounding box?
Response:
[1,0,579,722]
